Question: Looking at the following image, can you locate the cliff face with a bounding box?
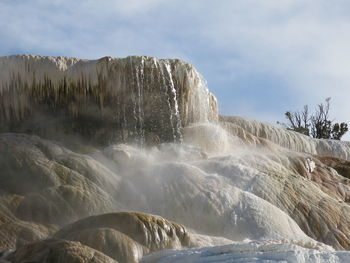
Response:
[0,55,218,145]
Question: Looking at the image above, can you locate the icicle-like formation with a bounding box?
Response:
[172,62,218,125]
[136,57,145,146]
[160,61,182,142]
[0,55,219,145]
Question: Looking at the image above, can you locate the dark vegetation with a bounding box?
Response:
[279,98,348,140]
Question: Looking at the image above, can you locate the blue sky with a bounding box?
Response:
[1,0,350,139]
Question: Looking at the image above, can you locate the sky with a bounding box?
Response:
[1,0,350,140]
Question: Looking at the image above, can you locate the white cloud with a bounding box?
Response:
[189,1,350,122]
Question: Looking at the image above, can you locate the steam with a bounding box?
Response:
[84,124,320,244]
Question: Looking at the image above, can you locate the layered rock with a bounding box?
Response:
[0,133,120,250]
[220,115,350,160]
[0,55,218,145]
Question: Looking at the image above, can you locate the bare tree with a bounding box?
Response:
[310,97,331,139]
[279,98,348,140]
[279,105,310,136]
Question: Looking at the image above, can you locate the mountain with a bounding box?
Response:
[0,55,350,263]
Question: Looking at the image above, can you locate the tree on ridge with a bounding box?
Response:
[278,98,348,140]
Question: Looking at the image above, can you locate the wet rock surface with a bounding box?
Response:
[0,55,218,145]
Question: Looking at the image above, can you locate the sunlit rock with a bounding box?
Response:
[193,147,350,249]
[221,115,350,160]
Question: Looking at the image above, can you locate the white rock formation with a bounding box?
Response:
[0,55,218,144]
[1,54,350,262]
[221,115,350,160]
[142,241,350,263]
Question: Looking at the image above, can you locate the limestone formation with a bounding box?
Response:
[54,212,192,252]
[0,55,218,145]
[53,212,194,263]
[0,134,120,228]
[220,115,350,160]
[56,228,147,263]
[1,55,350,262]
[142,241,350,263]
[317,156,350,180]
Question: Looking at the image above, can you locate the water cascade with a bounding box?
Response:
[0,55,218,145]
